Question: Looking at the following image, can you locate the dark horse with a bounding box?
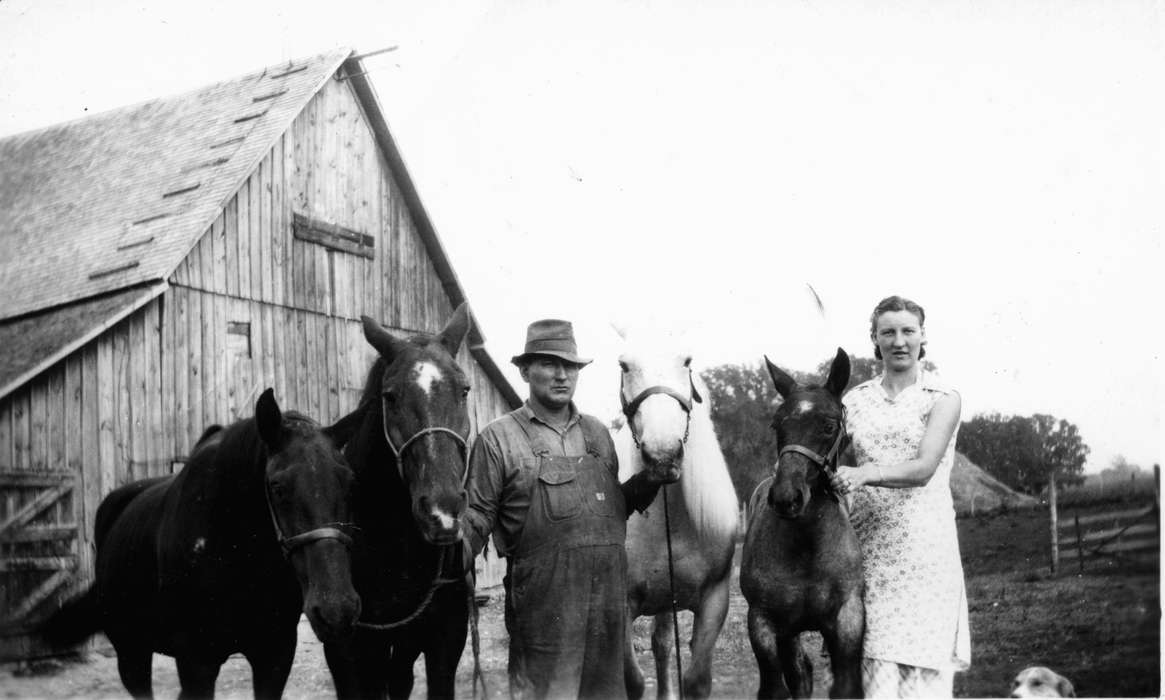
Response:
[324,304,473,699]
[740,349,864,699]
[38,389,364,699]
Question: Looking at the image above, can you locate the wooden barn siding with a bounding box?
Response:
[170,75,455,332]
[167,74,512,432]
[0,303,169,643]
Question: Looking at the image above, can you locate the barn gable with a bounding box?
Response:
[0,48,518,407]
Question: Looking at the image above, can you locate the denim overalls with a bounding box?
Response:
[504,412,628,700]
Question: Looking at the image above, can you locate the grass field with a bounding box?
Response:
[1055,472,1158,507]
[955,502,1159,698]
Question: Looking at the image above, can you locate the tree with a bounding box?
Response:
[1102,454,1143,480]
[805,353,937,391]
[958,413,1040,491]
[1035,414,1089,490]
[957,413,1088,495]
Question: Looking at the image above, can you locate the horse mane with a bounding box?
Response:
[200,409,319,477]
[193,424,224,449]
[677,372,740,544]
[359,356,388,406]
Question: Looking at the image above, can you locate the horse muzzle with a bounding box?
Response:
[768,482,810,519]
[417,512,463,546]
[303,584,362,643]
[641,444,684,483]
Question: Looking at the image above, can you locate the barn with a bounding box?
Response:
[0,48,520,660]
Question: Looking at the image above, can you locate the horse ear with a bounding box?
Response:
[764,356,798,400]
[437,302,471,357]
[256,388,283,450]
[824,348,851,397]
[324,401,370,448]
[362,315,405,361]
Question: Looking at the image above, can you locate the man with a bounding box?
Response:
[462,319,668,699]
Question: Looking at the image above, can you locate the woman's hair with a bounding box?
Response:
[869,295,926,360]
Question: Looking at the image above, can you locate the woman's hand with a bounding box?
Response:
[830,465,867,494]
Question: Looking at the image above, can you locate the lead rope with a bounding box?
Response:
[467,571,487,698]
[355,548,452,631]
[663,487,685,700]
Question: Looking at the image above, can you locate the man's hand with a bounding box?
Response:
[621,470,667,516]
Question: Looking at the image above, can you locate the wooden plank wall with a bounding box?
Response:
[170,74,456,333]
[0,301,168,658]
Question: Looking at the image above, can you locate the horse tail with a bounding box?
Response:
[37,586,101,649]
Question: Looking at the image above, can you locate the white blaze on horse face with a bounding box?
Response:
[794,399,816,415]
[413,361,443,397]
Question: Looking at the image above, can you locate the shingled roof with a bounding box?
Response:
[0,49,520,407]
[0,48,349,321]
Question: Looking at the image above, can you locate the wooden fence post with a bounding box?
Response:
[1049,471,1059,575]
[1154,464,1160,508]
[1074,512,1084,574]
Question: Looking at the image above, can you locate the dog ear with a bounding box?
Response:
[1056,674,1075,698]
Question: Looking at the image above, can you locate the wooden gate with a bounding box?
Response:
[0,470,78,660]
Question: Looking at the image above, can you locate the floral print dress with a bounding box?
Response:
[844,371,971,671]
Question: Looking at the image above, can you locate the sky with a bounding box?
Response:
[0,0,1161,473]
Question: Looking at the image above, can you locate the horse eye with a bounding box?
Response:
[619,361,629,373]
[381,390,396,403]
[461,387,470,398]
[683,357,692,368]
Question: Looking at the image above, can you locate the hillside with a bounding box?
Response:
[950,451,1039,515]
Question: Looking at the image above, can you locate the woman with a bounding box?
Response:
[831,295,971,698]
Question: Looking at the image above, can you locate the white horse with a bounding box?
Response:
[615,331,740,699]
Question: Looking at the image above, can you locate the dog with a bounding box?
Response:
[1010,666,1076,697]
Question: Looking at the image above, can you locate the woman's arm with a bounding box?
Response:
[834,391,962,491]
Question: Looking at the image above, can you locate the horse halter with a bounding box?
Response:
[263,476,354,558]
[620,370,703,449]
[777,408,848,476]
[381,396,471,488]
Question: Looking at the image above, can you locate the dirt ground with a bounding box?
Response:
[2,504,1158,698]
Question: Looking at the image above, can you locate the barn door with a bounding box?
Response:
[0,471,77,659]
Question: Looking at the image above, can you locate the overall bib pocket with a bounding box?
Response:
[537,464,584,522]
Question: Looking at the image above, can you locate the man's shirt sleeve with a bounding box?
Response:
[463,427,504,558]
